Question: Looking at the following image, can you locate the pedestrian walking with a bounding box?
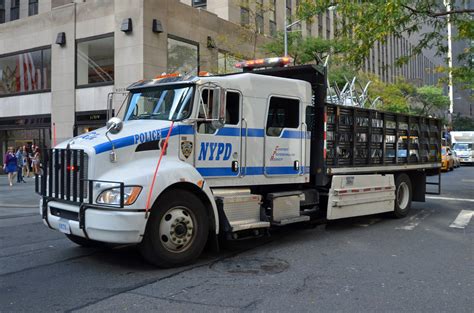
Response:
[32,146,41,175]
[22,145,30,178]
[16,147,26,183]
[3,146,17,187]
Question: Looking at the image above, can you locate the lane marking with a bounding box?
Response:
[426,196,474,203]
[396,210,431,230]
[461,179,474,183]
[449,210,474,229]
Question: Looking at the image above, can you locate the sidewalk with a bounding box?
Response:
[0,174,40,208]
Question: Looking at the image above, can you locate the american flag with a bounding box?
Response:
[15,53,47,92]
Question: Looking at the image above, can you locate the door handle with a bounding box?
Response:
[294,160,300,171]
[232,161,239,172]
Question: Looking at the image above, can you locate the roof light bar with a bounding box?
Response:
[235,56,293,70]
[154,72,181,80]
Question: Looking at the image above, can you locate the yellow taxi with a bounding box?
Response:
[441,146,454,171]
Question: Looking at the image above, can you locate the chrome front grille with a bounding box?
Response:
[36,149,89,203]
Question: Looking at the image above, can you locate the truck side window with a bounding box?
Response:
[226,91,240,125]
[266,97,299,136]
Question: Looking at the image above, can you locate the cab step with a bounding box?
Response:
[214,188,270,233]
[271,215,310,226]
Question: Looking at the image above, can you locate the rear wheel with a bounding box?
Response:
[392,173,412,218]
[139,190,209,268]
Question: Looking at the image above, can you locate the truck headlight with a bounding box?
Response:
[96,186,142,206]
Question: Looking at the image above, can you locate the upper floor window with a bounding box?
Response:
[76,34,114,87]
[286,0,292,22]
[10,0,19,21]
[28,0,38,16]
[192,0,206,9]
[240,7,249,26]
[0,46,51,96]
[0,0,5,24]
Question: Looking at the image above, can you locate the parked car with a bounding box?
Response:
[441,146,454,171]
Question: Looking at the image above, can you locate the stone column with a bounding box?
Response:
[113,0,144,114]
[50,3,76,144]
[19,0,28,19]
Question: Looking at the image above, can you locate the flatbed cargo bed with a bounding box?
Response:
[254,64,442,186]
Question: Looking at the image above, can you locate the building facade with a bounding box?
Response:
[181,0,443,86]
[183,0,472,118]
[0,0,468,159]
[0,0,263,157]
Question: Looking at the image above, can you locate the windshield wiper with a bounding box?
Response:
[130,113,152,120]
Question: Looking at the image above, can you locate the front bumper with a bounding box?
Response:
[41,197,147,244]
[459,157,474,164]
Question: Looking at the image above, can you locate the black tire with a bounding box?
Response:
[139,190,209,268]
[66,234,108,248]
[392,173,412,218]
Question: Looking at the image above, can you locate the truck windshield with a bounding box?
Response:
[124,85,194,121]
[454,143,472,150]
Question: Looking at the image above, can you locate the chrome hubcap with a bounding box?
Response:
[159,206,195,253]
[397,182,409,210]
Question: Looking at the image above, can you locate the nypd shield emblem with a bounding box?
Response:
[181,141,193,159]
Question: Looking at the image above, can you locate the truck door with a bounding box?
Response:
[195,88,242,178]
[264,96,303,176]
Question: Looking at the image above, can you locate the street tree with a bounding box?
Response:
[410,85,450,116]
[264,31,352,65]
[298,0,474,87]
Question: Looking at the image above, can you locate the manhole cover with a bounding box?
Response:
[211,257,289,275]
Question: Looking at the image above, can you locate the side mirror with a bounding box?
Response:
[106,117,123,135]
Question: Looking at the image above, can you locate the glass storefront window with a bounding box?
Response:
[167,37,198,76]
[0,47,51,96]
[76,35,114,87]
[28,0,38,16]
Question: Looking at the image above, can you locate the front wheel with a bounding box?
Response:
[139,190,209,268]
[392,173,412,218]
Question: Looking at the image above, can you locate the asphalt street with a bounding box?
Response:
[0,168,473,312]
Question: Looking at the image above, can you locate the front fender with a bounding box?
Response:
[97,157,219,234]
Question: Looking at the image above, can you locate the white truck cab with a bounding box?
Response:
[451,131,474,164]
[38,60,442,267]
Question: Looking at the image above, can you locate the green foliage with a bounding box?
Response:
[411,85,450,116]
[328,65,356,90]
[452,115,474,131]
[361,73,411,113]
[299,0,474,86]
[263,31,304,64]
[263,31,351,65]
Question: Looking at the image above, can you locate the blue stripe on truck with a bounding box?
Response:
[93,125,307,154]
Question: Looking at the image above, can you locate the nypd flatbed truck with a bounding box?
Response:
[37,58,442,267]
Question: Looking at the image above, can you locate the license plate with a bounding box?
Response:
[58,219,71,234]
